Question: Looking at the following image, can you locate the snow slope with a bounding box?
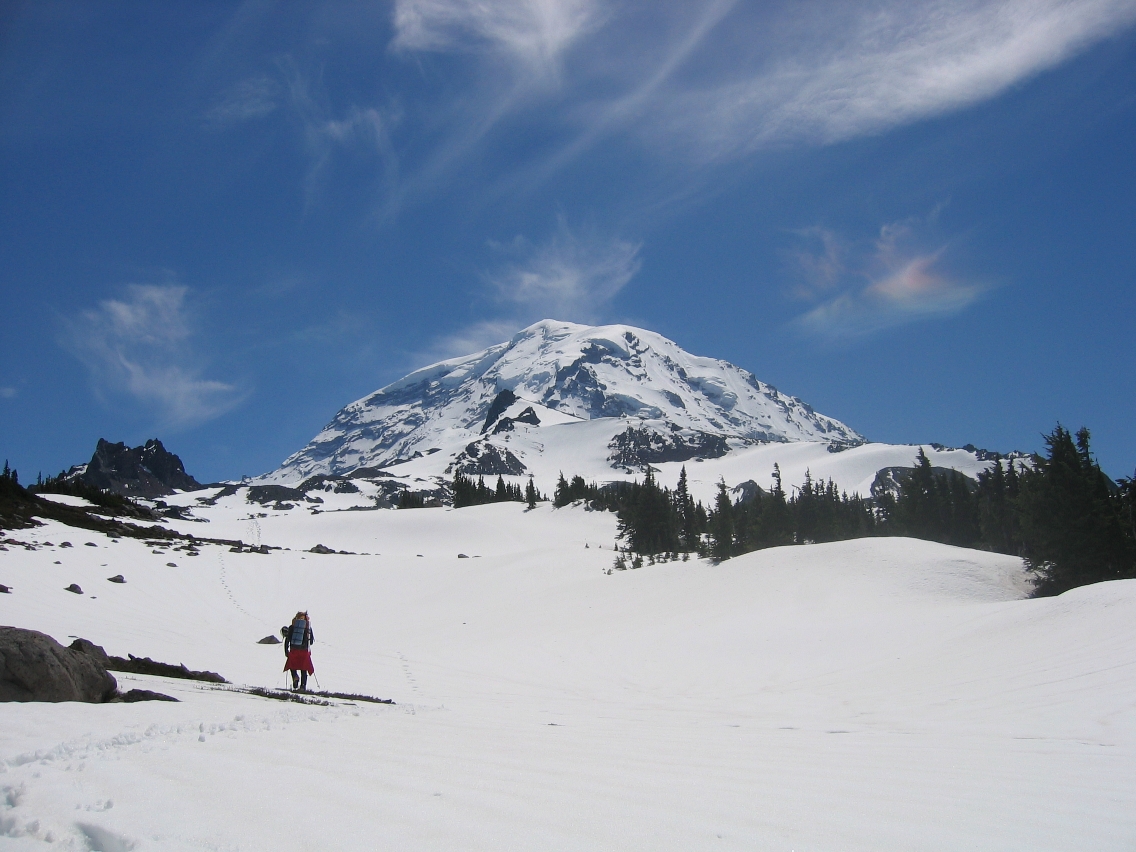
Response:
[269,320,863,481]
[2,506,1134,850]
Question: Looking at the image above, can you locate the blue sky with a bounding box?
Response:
[2,0,1134,483]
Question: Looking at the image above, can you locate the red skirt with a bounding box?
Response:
[284,648,314,674]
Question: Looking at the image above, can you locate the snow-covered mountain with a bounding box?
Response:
[270,320,863,482]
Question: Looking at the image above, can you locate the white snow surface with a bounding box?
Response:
[31,494,95,509]
[2,503,1134,850]
[268,320,863,481]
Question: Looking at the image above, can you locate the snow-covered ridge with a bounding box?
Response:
[268,320,863,481]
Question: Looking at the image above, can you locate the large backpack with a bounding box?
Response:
[289,618,308,649]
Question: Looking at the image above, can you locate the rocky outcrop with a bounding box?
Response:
[76,438,202,499]
[608,424,730,469]
[0,627,118,703]
[104,653,227,683]
[120,688,178,702]
[450,441,527,476]
[481,389,518,433]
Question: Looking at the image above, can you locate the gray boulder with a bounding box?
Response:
[69,637,111,667]
[0,627,118,703]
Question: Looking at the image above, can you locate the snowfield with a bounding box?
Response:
[1,503,1134,850]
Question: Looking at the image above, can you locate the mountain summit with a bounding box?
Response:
[68,439,202,498]
[271,320,862,482]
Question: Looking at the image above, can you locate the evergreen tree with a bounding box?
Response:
[976,458,1019,554]
[893,448,938,539]
[709,479,734,560]
[795,470,819,543]
[616,468,677,555]
[525,476,538,509]
[1119,470,1136,546]
[554,472,570,507]
[397,489,426,509]
[1019,426,1135,595]
[452,471,522,507]
[760,464,793,548]
[675,466,696,548]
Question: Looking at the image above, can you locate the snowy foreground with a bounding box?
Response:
[2,502,1135,850]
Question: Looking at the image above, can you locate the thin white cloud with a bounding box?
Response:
[0,387,16,399]
[282,61,399,206]
[62,284,244,429]
[791,219,985,339]
[382,0,607,215]
[647,0,1136,160]
[414,220,642,368]
[205,75,280,127]
[392,0,601,76]
[375,0,1136,214]
[416,319,523,366]
[786,226,848,300]
[796,253,984,338]
[485,218,642,322]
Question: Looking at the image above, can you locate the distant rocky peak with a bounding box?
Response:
[481,389,518,433]
[79,438,202,498]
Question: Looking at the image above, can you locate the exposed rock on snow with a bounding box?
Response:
[450,441,527,476]
[105,653,227,683]
[119,688,178,702]
[608,423,730,468]
[0,627,118,703]
[69,637,110,666]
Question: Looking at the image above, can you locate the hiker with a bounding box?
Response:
[282,610,315,691]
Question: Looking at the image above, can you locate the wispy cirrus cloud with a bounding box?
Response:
[791,217,985,339]
[204,75,280,127]
[485,218,642,322]
[647,0,1136,161]
[0,386,16,399]
[392,0,602,76]
[416,219,642,365]
[281,61,399,207]
[415,319,524,364]
[62,284,244,429]
[387,0,1136,190]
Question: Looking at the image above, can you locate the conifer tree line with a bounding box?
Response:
[551,467,708,553]
[551,425,1135,597]
[2,461,138,514]
[449,472,542,509]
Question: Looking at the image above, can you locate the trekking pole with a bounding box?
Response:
[313,673,322,691]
